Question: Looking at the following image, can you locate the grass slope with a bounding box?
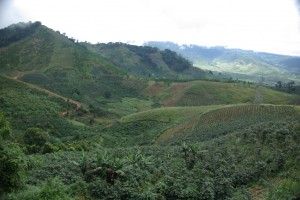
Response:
[145,80,300,106]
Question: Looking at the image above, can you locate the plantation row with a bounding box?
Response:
[157,105,298,145]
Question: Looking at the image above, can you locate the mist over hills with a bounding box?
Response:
[145,41,300,84]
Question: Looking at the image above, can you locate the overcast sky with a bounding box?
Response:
[1,0,300,56]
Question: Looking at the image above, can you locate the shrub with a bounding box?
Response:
[23,128,49,147]
[38,177,72,200]
[0,142,27,197]
[268,179,300,200]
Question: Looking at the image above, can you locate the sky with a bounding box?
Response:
[1,0,300,56]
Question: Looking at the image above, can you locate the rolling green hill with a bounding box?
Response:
[0,22,150,109]
[0,22,209,110]
[104,104,299,146]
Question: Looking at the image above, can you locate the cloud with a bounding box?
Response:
[0,0,25,28]
[2,0,300,56]
[296,0,300,14]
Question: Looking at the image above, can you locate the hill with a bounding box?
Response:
[0,22,299,136]
[0,22,210,110]
[105,104,300,146]
[145,41,300,84]
[0,22,149,109]
[0,22,208,81]
[83,42,207,79]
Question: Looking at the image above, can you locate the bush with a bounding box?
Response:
[0,112,12,141]
[23,128,49,154]
[0,142,27,197]
[24,128,49,147]
[0,113,27,198]
[38,177,72,200]
[268,179,300,200]
[7,185,41,200]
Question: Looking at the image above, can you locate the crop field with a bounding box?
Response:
[156,104,299,145]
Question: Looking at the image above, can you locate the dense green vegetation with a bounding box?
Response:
[4,111,300,199]
[0,76,79,136]
[0,22,300,199]
[84,42,207,79]
[0,112,27,199]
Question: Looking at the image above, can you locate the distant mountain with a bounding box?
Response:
[145,41,300,83]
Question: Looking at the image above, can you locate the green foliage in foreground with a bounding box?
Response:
[0,113,27,199]
[0,142,26,198]
[7,118,300,199]
[9,177,73,200]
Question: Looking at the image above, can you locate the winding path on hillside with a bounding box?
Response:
[9,74,83,109]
